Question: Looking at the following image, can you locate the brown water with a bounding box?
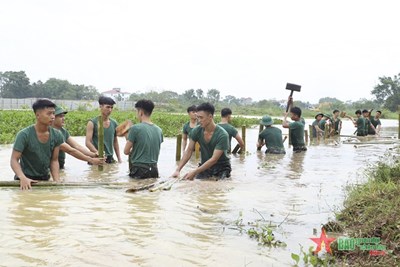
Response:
[0,119,398,266]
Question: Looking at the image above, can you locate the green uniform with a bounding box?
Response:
[311,120,320,138]
[368,116,381,135]
[90,117,118,161]
[356,117,366,136]
[127,122,163,165]
[319,119,327,131]
[13,125,64,179]
[58,127,70,169]
[190,125,231,179]
[289,121,306,151]
[364,118,372,136]
[218,123,238,152]
[332,117,341,134]
[182,122,195,138]
[258,127,285,154]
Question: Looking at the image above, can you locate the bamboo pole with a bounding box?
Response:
[309,125,313,141]
[195,142,200,159]
[176,134,182,161]
[257,124,264,151]
[324,124,329,139]
[0,181,132,187]
[304,130,308,144]
[241,125,246,153]
[98,115,104,171]
[288,129,292,147]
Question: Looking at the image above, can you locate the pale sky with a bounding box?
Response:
[1,0,399,103]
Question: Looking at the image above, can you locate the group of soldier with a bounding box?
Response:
[10,95,382,190]
[311,109,382,138]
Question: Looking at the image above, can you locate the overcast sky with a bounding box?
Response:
[1,0,399,103]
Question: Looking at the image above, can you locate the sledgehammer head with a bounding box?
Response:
[285,83,301,92]
[285,83,301,112]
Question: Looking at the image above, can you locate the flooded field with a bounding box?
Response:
[0,119,398,266]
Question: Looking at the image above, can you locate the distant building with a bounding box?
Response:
[101,88,130,101]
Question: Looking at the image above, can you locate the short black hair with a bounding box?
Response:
[135,99,155,116]
[187,105,197,113]
[376,110,382,114]
[196,102,215,115]
[99,96,116,105]
[290,106,302,117]
[333,109,339,113]
[32,98,56,113]
[355,110,361,115]
[362,109,369,113]
[221,108,232,117]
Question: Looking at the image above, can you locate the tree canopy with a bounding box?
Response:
[371,73,400,112]
[0,71,100,100]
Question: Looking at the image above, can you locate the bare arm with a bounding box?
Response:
[376,124,381,134]
[182,133,188,153]
[67,136,97,157]
[124,140,133,155]
[10,150,37,190]
[50,146,61,182]
[257,137,264,149]
[172,139,195,177]
[234,133,245,151]
[183,149,224,180]
[85,121,98,154]
[60,143,104,165]
[282,113,290,128]
[114,135,122,163]
[314,124,324,133]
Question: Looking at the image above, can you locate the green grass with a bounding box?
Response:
[329,152,400,266]
[0,110,271,144]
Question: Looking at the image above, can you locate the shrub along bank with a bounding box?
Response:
[0,110,273,144]
[328,152,400,266]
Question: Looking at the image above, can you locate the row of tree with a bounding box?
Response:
[0,71,100,100]
[1,70,399,112]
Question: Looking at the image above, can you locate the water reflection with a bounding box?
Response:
[6,190,68,266]
[287,152,306,179]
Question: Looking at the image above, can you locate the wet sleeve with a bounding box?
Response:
[127,126,137,143]
[13,131,27,152]
[55,130,64,146]
[215,130,229,151]
[182,123,187,134]
[231,127,238,137]
[190,127,199,142]
[289,122,299,130]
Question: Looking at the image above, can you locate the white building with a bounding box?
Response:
[101,88,131,101]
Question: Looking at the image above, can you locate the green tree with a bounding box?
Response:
[196,89,204,100]
[182,89,197,102]
[371,74,400,112]
[206,89,220,104]
[0,71,32,98]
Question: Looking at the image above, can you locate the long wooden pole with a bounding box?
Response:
[98,115,104,171]
[304,130,308,144]
[176,134,182,161]
[0,181,131,187]
[309,125,313,141]
[241,125,246,153]
[257,124,264,151]
[195,142,200,159]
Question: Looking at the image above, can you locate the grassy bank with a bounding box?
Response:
[0,110,270,144]
[328,152,400,266]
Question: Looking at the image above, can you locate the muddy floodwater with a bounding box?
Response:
[0,119,398,266]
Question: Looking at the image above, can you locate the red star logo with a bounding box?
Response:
[310,227,336,254]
